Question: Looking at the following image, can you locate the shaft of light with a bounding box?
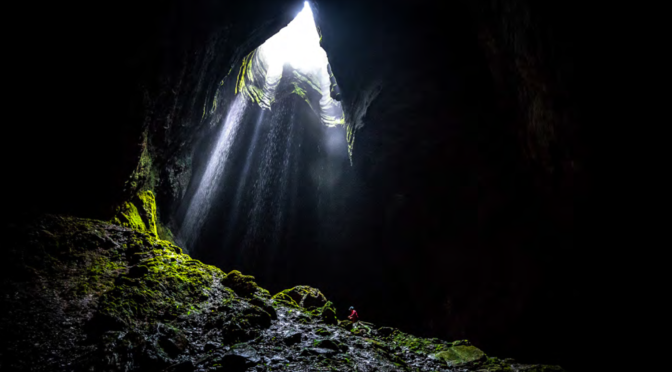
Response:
[179,96,248,247]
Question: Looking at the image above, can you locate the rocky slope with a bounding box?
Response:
[1,205,565,372]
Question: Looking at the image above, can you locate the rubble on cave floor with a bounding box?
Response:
[1,215,565,372]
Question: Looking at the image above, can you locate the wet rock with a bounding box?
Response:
[1,215,567,372]
[315,301,338,325]
[166,359,195,372]
[315,327,333,337]
[300,347,337,356]
[244,305,272,329]
[314,339,346,352]
[223,270,270,299]
[249,297,278,320]
[377,326,396,337]
[159,335,186,358]
[138,344,173,370]
[270,354,288,364]
[338,319,354,331]
[84,314,128,344]
[230,344,261,363]
[214,344,261,371]
[203,341,219,352]
[283,331,302,346]
[296,312,312,324]
[214,354,249,371]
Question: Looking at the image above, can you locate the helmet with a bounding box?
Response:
[349,306,354,310]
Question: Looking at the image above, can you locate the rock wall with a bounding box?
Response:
[9,0,301,221]
[7,1,590,369]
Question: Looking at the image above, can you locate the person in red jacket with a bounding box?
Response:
[348,306,359,322]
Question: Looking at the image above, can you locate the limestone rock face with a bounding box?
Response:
[0,214,565,372]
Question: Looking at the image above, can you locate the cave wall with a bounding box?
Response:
[8,0,302,222]
[7,0,594,369]
[313,0,590,369]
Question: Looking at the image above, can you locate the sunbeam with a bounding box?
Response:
[177,1,349,259]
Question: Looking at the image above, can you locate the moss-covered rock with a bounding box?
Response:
[112,201,147,232]
[1,214,567,372]
[477,357,514,372]
[135,190,158,237]
[316,301,338,325]
[157,221,177,244]
[222,270,270,300]
[388,328,453,355]
[111,190,160,238]
[271,291,301,309]
[272,285,327,310]
[98,239,221,327]
[434,344,487,366]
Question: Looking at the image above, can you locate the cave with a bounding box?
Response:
[3,0,600,371]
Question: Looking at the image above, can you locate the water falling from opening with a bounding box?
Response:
[176,2,350,275]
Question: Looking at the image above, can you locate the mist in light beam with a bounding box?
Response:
[176,1,349,263]
[178,96,248,247]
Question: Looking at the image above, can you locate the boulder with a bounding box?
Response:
[314,339,347,352]
[283,331,303,346]
[223,270,264,298]
[272,286,327,310]
[433,345,487,366]
[315,301,338,325]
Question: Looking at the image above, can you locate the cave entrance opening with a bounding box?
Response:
[175,1,351,288]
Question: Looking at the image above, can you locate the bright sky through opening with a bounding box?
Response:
[259,1,326,73]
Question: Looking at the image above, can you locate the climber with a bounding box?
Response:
[348,306,359,322]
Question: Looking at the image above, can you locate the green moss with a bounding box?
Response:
[236,51,252,95]
[271,292,300,309]
[112,190,162,239]
[346,123,355,163]
[272,286,327,311]
[236,50,264,103]
[99,236,224,326]
[315,328,332,336]
[292,71,321,93]
[112,201,146,232]
[7,214,565,371]
[434,345,486,366]
[291,83,315,112]
[321,113,345,127]
[222,270,269,299]
[210,88,219,114]
[76,256,126,296]
[230,42,356,164]
[476,357,513,372]
[136,190,158,238]
[157,222,176,245]
[388,331,455,356]
[314,301,338,325]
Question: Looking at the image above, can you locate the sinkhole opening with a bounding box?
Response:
[176,1,352,280]
[236,1,346,131]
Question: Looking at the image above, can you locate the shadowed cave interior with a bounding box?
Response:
[3,0,605,371]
